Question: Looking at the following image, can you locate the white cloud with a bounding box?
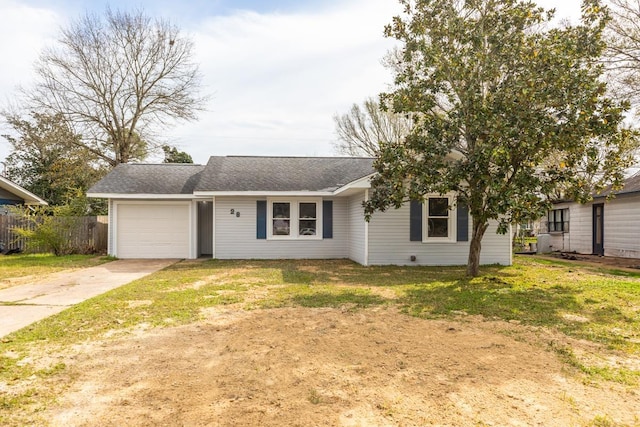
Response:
[0,1,62,96]
[0,0,62,155]
[166,0,400,163]
[0,0,583,165]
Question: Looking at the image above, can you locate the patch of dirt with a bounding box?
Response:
[43,307,638,427]
[0,275,41,290]
[541,252,640,271]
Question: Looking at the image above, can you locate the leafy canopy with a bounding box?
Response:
[162,144,194,163]
[1,112,107,212]
[365,0,637,276]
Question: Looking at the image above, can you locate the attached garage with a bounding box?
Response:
[115,202,191,259]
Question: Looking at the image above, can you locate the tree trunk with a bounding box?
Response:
[466,218,489,277]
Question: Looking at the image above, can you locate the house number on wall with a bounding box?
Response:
[230,209,240,217]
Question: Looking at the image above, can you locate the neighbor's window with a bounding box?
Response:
[423,195,456,242]
[548,208,569,232]
[268,198,321,239]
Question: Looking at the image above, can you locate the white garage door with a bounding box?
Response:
[116,203,190,258]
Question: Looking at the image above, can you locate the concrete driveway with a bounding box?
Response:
[0,259,177,338]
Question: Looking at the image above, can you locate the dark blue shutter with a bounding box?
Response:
[256,200,267,239]
[322,200,333,239]
[410,200,422,241]
[456,201,469,242]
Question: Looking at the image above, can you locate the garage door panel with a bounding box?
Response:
[117,204,190,259]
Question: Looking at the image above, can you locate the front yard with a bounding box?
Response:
[1,256,639,426]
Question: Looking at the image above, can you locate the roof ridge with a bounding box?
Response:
[125,163,204,166]
[208,155,375,160]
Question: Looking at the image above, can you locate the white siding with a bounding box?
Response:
[367,203,511,266]
[548,232,570,253]
[546,203,573,253]
[558,202,593,254]
[214,197,349,259]
[348,193,367,265]
[602,194,640,258]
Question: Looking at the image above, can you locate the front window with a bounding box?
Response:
[548,208,569,232]
[268,198,321,239]
[272,202,291,235]
[299,202,317,236]
[427,197,450,238]
[423,194,456,242]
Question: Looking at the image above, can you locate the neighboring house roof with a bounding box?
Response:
[87,163,206,195]
[195,156,375,192]
[552,172,640,205]
[594,172,640,199]
[87,156,375,197]
[0,175,47,205]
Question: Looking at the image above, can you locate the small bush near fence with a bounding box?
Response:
[0,215,108,255]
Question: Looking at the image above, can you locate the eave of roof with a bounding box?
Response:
[0,175,47,205]
[86,193,199,199]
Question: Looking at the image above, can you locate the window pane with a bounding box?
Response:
[299,203,316,219]
[273,219,290,235]
[299,220,316,235]
[273,202,290,218]
[428,218,449,237]
[428,198,449,217]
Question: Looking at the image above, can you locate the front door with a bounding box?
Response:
[197,201,213,257]
[592,203,604,256]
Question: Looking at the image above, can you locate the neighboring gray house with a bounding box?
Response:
[0,175,47,213]
[87,156,512,266]
[544,172,640,258]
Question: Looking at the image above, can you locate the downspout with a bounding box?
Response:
[364,189,369,266]
[108,199,113,256]
[211,197,216,259]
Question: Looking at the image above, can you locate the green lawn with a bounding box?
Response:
[1,256,639,424]
[0,254,109,282]
[5,256,639,354]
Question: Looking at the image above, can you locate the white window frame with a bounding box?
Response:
[423,193,457,243]
[267,197,323,240]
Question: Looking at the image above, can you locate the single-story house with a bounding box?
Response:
[87,156,512,265]
[544,172,640,258]
[0,175,47,213]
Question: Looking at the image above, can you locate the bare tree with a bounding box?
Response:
[333,97,413,157]
[24,8,206,166]
[605,0,640,107]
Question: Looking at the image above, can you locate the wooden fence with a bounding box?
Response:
[0,215,108,254]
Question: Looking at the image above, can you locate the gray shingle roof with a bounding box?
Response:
[87,156,375,195]
[195,156,374,192]
[595,172,640,198]
[87,163,205,195]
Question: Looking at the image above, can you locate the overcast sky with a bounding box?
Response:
[0,0,582,165]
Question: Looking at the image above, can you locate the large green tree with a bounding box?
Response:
[162,144,193,163]
[24,8,206,166]
[365,0,637,276]
[1,112,107,210]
